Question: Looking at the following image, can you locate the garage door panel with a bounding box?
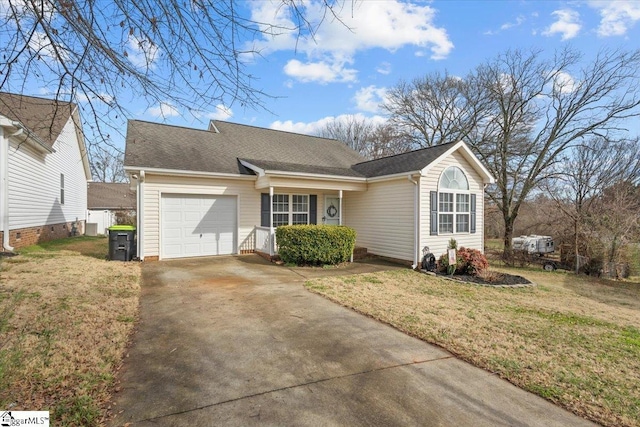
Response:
[161,194,237,259]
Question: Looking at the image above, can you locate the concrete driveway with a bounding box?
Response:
[109,255,594,426]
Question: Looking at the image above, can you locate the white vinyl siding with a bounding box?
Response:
[7,116,88,230]
[141,174,259,258]
[344,178,414,262]
[420,150,485,258]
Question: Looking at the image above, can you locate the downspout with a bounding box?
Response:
[137,170,145,260]
[408,175,419,269]
[1,126,14,251]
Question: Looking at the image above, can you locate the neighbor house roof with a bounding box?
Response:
[88,182,136,210]
[0,92,76,148]
[124,120,365,175]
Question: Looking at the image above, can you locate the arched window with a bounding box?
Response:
[439,166,469,190]
[437,167,472,234]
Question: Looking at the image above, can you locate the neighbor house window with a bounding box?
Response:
[60,173,65,205]
[438,166,469,234]
[273,194,309,226]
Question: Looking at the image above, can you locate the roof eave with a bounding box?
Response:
[367,171,423,182]
[265,170,366,182]
[0,115,55,154]
[123,165,257,180]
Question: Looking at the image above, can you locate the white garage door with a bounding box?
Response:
[161,194,237,259]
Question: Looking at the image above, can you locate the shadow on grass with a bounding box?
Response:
[17,236,109,260]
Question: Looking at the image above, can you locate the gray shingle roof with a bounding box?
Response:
[88,182,136,210]
[0,92,75,148]
[124,120,463,179]
[124,120,365,175]
[240,159,366,178]
[352,142,457,177]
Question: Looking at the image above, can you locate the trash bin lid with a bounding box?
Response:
[108,225,136,231]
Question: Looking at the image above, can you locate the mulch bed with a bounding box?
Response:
[431,271,533,287]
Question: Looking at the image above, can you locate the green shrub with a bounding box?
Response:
[437,247,489,276]
[276,225,356,266]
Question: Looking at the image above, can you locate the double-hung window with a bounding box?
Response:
[438,166,470,234]
[273,194,309,226]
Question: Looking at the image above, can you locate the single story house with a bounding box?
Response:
[86,182,136,235]
[124,120,494,266]
[0,92,91,250]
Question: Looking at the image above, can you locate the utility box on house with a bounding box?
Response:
[512,235,555,255]
[108,225,136,261]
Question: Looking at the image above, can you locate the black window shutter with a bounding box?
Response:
[430,191,438,235]
[470,193,477,234]
[309,195,317,224]
[260,193,270,227]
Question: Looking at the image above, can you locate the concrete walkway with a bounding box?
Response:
[108,255,594,426]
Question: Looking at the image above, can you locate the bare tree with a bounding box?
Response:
[90,145,127,183]
[383,47,640,254]
[318,115,376,156]
[1,0,345,149]
[382,71,483,148]
[588,181,640,266]
[318,116,412,159]
[365,122,413,159]
[545,137,640,271]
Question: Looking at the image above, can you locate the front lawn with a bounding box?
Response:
[305,267,640,427]
[0,236,140,425]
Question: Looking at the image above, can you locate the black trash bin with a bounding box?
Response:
[108,225,136,261]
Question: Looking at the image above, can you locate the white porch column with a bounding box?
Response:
[269,186,274,256]
[338,190,343,226]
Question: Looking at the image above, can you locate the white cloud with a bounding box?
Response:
[501,15,525,31]
[551,71,576,94]
[248,0,453,83]
[542,9,581,40]
[353,85,388,113]
[28,31,68,62]
[485,15,525,36]
[589,0,640,36]
[283,58,357,84]
[74,92,114,105]
[206,104,233,121]
[147,101,179,118]
[126,35,159,69]
[376,62,392,75]
[270,113,386,135]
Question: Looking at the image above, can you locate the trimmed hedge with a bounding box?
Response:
[276,225,357,265]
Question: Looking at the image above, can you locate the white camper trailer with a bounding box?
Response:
[512,235,555,255]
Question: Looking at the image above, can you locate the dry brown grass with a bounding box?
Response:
[0,239,140,426]
[305,268,640,427]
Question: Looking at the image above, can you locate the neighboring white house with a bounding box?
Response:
[87,182,136,235]
[0,92,91,250]
[124,120,494,266]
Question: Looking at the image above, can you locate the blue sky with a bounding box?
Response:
[164,0,640,138]
[7,0,640,149]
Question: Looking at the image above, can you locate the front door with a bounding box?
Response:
[324,196,341,225]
